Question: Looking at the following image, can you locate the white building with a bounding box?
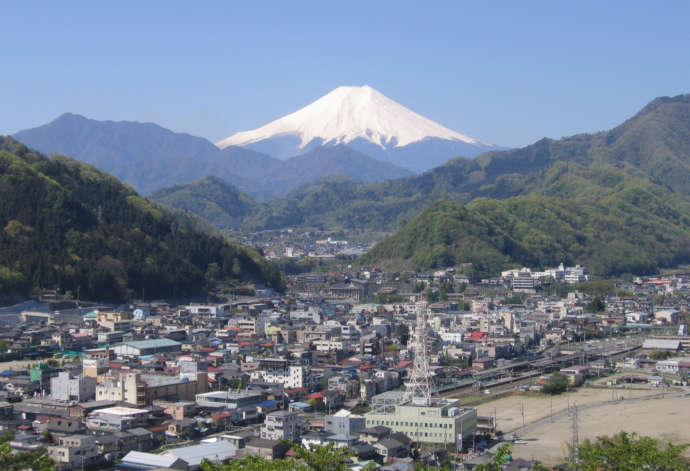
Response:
[187,304,232,318]
[250,362,307,389]
[50,371,96,402]
[439,329,463,344]
[313,339,350,352]
[260,410,300,441]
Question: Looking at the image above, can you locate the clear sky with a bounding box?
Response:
[2,1,689,147]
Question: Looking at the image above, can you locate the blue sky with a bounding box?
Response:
[2,1,689,147]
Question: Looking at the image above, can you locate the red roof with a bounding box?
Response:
[308,392,325,399]
[396,360,413,368]
[466,331,488,342]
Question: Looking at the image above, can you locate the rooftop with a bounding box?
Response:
[119,339,181,349]
[93,406,149,416]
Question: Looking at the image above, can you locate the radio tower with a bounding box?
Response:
[403,302,433,406]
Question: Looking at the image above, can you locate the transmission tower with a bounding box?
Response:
[403,302,434,406]
[569,404,579,468]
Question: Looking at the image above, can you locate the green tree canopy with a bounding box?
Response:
[543,371,570,394]
[576,431,689,471]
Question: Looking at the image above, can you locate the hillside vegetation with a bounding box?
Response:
[359,163,690,276]
[0,137,283,302]
[247,94,690,232]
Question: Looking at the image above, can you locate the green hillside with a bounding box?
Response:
[0,137,283,302]
[359,164,690,276]
[248,94,690,232]
[151,176,261,229]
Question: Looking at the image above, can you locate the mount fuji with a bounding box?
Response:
[217,85,500,172]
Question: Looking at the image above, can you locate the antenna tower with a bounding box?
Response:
[403,301,433,406]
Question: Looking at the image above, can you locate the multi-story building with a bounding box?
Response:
[47,435,101,470]
[50,371,96,402]
[260,410,300,442]
[324,409,365,438]
[364,391,476,448]
[250,359,308,389]
[95,371,207,407]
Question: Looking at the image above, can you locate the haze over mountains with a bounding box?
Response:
[13,85,486,198]
[153,94,690,276]
[10,87,690,277]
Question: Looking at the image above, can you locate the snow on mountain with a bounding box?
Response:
[216,85,492,156]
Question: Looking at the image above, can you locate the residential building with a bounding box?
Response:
[85,406,149,432]
[47,435,100,470]
[260,410,300,442]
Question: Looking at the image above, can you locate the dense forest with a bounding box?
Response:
[0,137,283,303]
[359,163,690,276]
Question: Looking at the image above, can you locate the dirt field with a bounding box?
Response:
[476,388,689,465]
[0,359,45,371]
[476,386,658,430]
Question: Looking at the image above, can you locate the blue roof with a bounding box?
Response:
[290,401,311,408]
[259,400,278,407]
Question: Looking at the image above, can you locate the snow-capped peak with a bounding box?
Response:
[216,85,485,150]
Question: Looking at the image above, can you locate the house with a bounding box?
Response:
[373,437,409,461]
[359,425,391,444]
[165,418,196,439]
[86,406,149,432]
[244,438,290,460]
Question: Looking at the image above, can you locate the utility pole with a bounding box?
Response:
[569,404,579,468]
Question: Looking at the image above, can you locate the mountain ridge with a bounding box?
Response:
[13,113,414,199]
[245,93,690,232]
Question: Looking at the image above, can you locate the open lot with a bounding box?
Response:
[476,387,689,465]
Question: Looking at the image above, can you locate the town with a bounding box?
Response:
[0,262,687,470]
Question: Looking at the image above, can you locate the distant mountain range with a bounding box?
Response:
[14,112,414,199]
[12,89,690,277]
[153,93,690,276]
[217,85,498,171]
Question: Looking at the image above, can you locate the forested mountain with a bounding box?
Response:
[246,94,690,232]
[359,163,690,276]
[151,176,262,229]
[0,137,283,303]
